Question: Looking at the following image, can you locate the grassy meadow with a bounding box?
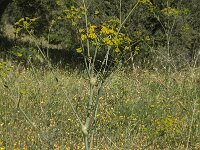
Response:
[0,0,200,149]
[0,61,200,150]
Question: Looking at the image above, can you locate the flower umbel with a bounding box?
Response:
[76,47,83,53]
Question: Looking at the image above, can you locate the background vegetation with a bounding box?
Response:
[0,0,199,69]
[0,0,200,149]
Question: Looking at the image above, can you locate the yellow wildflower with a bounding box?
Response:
[15,27,22,34]
[102,37,113,46]
[79,28,84,33]
[81,34,87,41]
[135,46,140,51]
[23,21,29,29]
[77,15,82,19]
[144,36,150,41]
[88,32,97,39]
[88,25,97,33]
[109,28,115,34]
[112,36,122,45]
[161,7,179,17]
[124,46,129,50]
[101,26,110,34]
[124,37,131,43]
[80,6,84,10]
[135,31,142,36]
[72,11,76,15]
[66,14,71,19]
[115,47,120,53]
[30,17,38,22]
[15,21,20,25]
[71,6,75,10]
[94,10,99,15]
[16,52,23,57]
[72,21,76,26]
[19,18,25,22]
[51,19,56,25]
[81,11,86,15]
[74,8,79,12]
[76,48,82,53]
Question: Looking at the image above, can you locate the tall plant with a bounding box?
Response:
[61,1,139,149]
[12,0,143,149]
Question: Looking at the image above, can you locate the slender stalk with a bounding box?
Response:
[82,1,97,149]
[117,2,139,35]
[89,80,104,149]
[82,0,91,76]
[47,26,52,60]
[84,135,89,150]
[166,0,170,60]
[92,44,99,71]
[97,46,111,76]
[103,134,120,150]
[79,1,139,149]
[62,88,83,126]
[119,0,122,25]
[27,30,47,62]
[85,84,94,129]
[186,99,197,150]
[102,46,111,75]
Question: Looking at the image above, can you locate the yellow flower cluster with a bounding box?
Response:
[63,7,132,53]
[134,46,140,55]
[76,18,132,53]
[78,25,98,42]
[182,24,190,32]
[81,34,87,41]
[161,7,180,17]
[76,47,82,53]
[144,35,150,41]
[138,0,153,5]
[155,115,180,136]
[87,25,97,39]
[100,25,115,35]
[139,0,154,12]
[102,37,113,46]
[135,30,142,36]
[64,6,84,26]
[100,19,131,51]
[14,17,38,34]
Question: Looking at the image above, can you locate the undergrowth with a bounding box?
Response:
[0,62,200,149]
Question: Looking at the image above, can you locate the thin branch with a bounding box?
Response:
[186,99,197,150]
[119,0,122,25]
[117,2,139,35]
[104,134,120,150]
[62,88,83,126]
[89,80,104,149]
[82,0,91,76]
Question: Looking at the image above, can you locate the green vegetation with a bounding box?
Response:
[0,64,200,149]
[0,0,200,149]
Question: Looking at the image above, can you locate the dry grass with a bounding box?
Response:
[0,62,200,149]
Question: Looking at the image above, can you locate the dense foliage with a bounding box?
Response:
[0,0,200,69]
